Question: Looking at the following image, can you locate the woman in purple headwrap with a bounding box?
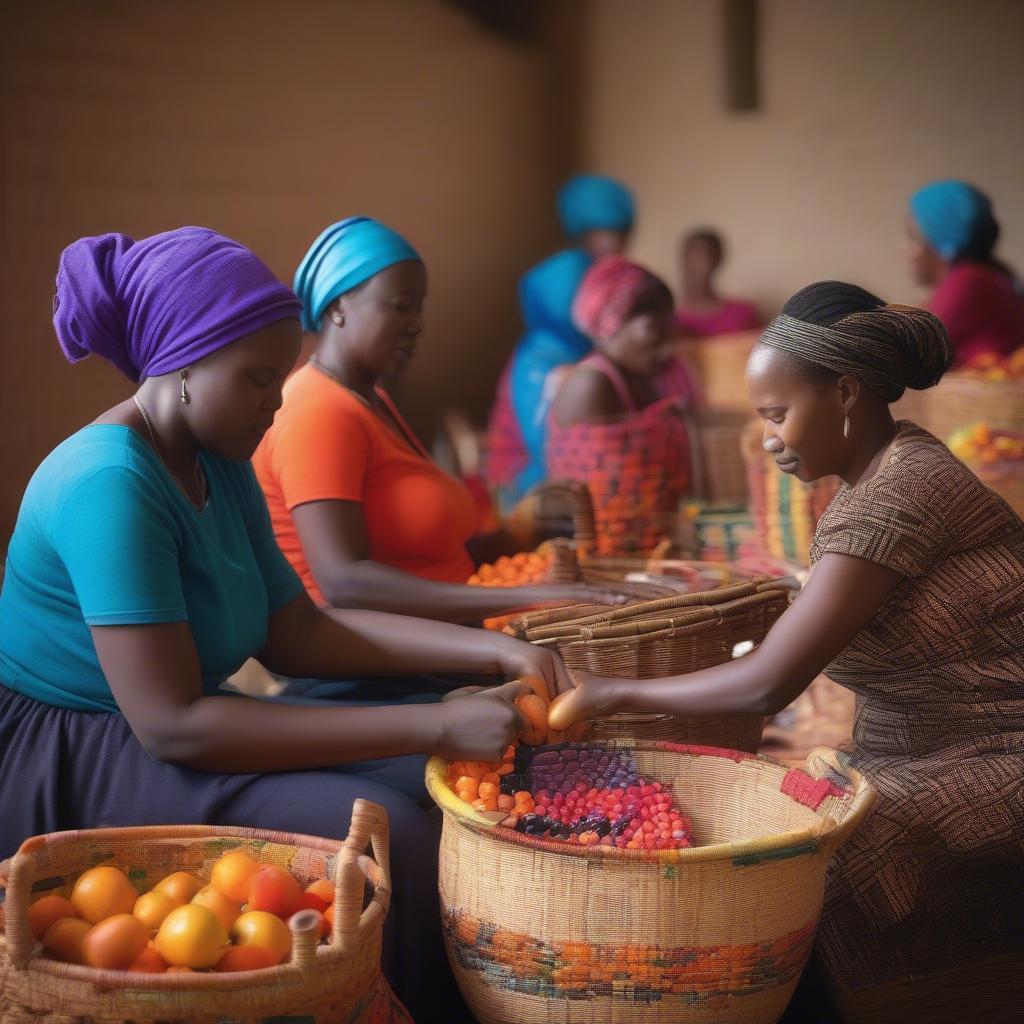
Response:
[0,226,574,1019]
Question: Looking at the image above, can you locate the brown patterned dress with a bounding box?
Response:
[807,422,1023,1004]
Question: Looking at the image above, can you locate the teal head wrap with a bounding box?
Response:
[556,175,635,241]
[909,180,995,262]
[293,216,422,333]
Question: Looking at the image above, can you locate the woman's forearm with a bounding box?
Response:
[316,558,584,623]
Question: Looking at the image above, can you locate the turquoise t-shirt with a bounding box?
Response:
[0,425,305,712]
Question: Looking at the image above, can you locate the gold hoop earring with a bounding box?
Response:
[843,414,850,438]
[180,368,190,405]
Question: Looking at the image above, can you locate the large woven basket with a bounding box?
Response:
[0,801,410,1024]
[504,579,791,751]
[692,407,751,506]
[676,331,761,411]
[891,373,1024,441]
[427,739,875,1024]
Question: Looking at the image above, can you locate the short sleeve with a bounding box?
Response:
[812,471,949,578]
[52,466,188,625]
[272,398,371,508]
[237,463,305,613]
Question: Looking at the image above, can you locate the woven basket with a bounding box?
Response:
[895,373,1024,441]
[741,420,841,567]
[506,480,598,555]
[427,739,875,1024]
[676,331,761,411]
[503,580,790,752]
[0,801,411,1024]
[692,408,751,506]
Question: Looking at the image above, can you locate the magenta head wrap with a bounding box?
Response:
[53,226,302,382]
[571,256,670,341]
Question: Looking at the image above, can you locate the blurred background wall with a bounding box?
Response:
[3,0,1023,540]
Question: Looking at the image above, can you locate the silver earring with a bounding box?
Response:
[843,414,850,438]
[180,368,190,405]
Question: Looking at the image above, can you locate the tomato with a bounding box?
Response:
[154,904,229,969]
[128,946,169,973]
[153,871,203,905]
[27,895,78,939]
[232,910,291,964]
[214,944,280,972]
[71,867,138,924]
[247,865,301,919]
[42,917,91,964]
[133,890,180,932]
[83,913,149,970]
[210,849,260,904]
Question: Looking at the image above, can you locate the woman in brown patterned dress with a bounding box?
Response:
[550,281,1023,1023]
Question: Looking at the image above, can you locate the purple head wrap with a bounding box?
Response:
[53,226,302,382]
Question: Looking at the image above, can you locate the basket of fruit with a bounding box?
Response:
[502,579,790,752]
[0,800,410,1024]
[426,739,875,1024]
[947,422,1024,516]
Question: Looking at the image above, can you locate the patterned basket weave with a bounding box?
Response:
[0,801,411,1024]
[742,421,841,567]
[504,579,791,752]
[427,740,875,1024]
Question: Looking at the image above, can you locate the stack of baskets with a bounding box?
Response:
[0,800,410,1024]
[503,578,792,752]
[741,420,842,567]
[427,739,875,1024]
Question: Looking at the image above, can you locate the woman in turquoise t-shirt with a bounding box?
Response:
[0,227,568,1019]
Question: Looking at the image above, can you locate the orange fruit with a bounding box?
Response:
[154,904,229,969]
[70,866,138,924]
[153,871,203,905]
[214,944,280,972]
[515,693,548,745]
[133,890,180,932]
[232,910,291,964]
[210,849,261,904]
[247,865,301,919]
[82,913,149,970]
[304,878,334,910]
[191,885,242,933]
[27,895,78,939]
[128,946,169,973]
[42,916,91,964]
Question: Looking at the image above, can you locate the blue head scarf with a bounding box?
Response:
[909,181,995,262]
[293,216,422,333]
[556,175,635,241]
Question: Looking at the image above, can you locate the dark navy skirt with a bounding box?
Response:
[0,683,471,1022]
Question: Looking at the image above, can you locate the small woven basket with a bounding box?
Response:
[427,739,875,1024]
[0,801,410,1024]
[504,579,791,752]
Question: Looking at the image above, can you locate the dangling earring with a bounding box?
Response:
[843,413,850,439]
[180,368,190,405]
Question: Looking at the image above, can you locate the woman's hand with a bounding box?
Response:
[547,669,624,730]
[432,680,528,762]
[490,635,576,700]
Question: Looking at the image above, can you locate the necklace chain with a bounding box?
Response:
[132,394,207,506]
[309,357,376,409]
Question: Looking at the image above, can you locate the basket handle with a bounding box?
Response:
[330,799,391,954]
[802,747,877,852]
[2,849,36,969]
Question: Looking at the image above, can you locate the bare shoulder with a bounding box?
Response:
[552,365,624,428]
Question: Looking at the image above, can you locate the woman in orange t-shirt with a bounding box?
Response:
[254,217,610,621]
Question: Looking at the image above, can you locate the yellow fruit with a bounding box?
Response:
[27,895,78,939]
[71,867,139,924]
[133,890,180,932]
[210,849,261,904]
[154,904,228,969]
[82,913,149,970]
[232,910,291,964]
[42,916,91,964]
[191,885,242,933]
[153,871,203,904]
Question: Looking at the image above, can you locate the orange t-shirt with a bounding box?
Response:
[253,364,478,605]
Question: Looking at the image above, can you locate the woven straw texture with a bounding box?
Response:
[427,739,875,1024]
[0,800,411,1024]
[505,579,791,752]
[741,420,841,567]
[890,373,1024,442]
[691,408,751,507]
[675,332,760,412]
